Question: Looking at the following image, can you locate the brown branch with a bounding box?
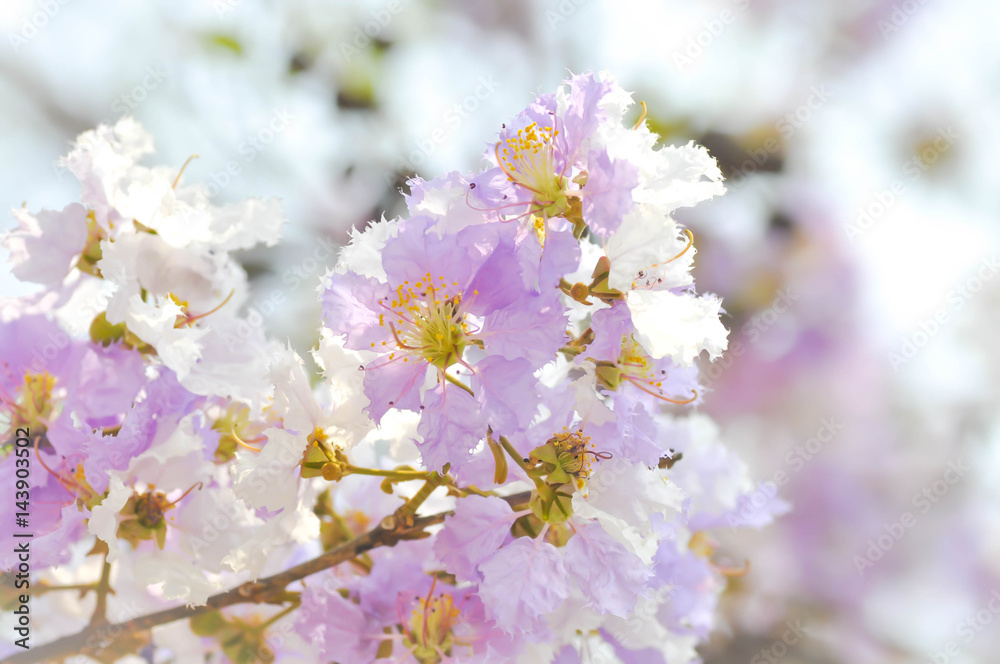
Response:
[4,491,531,664]
[89,553,113,626]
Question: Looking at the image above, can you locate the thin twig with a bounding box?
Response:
[89,552,112,627]
[4,491,531,664]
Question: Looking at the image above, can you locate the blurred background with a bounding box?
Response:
[2,0,998,662]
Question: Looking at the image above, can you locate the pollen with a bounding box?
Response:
[375,276,472,370]
[532,215,547,247]
[403,584,464,662]
[2,371,58,441]
[594,336,697,405]
[549,429,598,487]
[495,119,570,219]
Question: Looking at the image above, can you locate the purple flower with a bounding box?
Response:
[322,215,567,475]
[324,218,526,421]
[650,529,720,639]
[416,385,487,476]
[472,356,539,433]
[477,537,571,634]
[0,315,79,394]
[66,343,147,427]
[2,204,90,285]
[583,303,701,407]
[357,540,434,623]
[434,495,517,582]
[84,370,200,493]
[559,72,616,150]
[0,445,86,571]
[565,521,651,616]
[295,575,381,664]
[600,629,667,664]
[551,645,583,664]
[475,72,634,234]
[580,149,639,238]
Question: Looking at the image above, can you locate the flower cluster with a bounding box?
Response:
[1,73,783,663]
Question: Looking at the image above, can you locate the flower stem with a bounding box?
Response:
[89,551,112,627]
[254,601,300,632]
[346,465,435,482]
[390,472,446,527]
[498,436,547,492]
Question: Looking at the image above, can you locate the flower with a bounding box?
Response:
[434,495,518,582]
[477,536,571,634]
[0,70,783,664]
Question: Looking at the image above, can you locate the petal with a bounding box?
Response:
[434,495,516,582]
[626,290,729,365]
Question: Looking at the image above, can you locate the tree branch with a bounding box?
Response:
[5,491,532,664]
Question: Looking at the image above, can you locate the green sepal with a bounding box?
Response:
[190,611,227,637]
[153,520,168,549]
[89,312,126,347]
[548,466,572,485]
[529,485,574,524]
[300,445,329,478]
[594,361,622,391]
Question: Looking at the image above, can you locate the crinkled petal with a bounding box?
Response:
[626,290,728,364]
[434,495,516,582]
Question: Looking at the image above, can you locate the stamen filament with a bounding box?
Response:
[624,377,698,404]
[172,154,200,189]
[231,428,263,452]
[633,101,648,130]
[181,289,236,326]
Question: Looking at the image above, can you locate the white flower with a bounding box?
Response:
[625,289,729,365]
[592,74,725,212]
[87,476,132,564]
[330,215,400,280]
[604,206,695,293]
[182,317,278,405]
[232,426,305,513]
[134,551,221,607]
[124,295,207,379]
[573,461,685,564]
[60,118,154,228]
[90,415,215,563]
[115,166,285,251]
[231,346,337,512]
